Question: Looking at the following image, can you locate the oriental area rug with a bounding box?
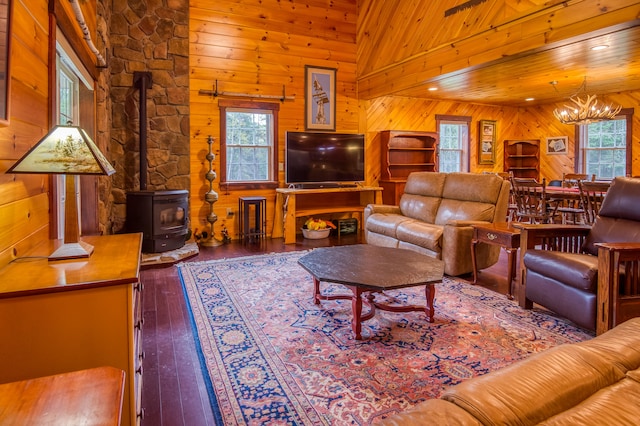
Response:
[177,251,594,425]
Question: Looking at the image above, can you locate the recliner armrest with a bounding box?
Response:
[596,242,640,335]
[364,204,401,215]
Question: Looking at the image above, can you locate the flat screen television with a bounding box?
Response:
[285,131,365,187]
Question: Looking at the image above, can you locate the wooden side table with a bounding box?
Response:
[470,222,521,299]
[0,366,125,425]
[239,196,267,243]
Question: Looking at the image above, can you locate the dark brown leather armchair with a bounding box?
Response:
[518,177,640,334]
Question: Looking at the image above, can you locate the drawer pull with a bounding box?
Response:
[486,232,498,240]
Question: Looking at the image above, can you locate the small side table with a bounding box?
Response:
[0,366,125,425]
[239,196,267,243]
[470,222,521,299]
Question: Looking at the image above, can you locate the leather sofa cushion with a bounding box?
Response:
[435,199,495,226]
[539,375,640,426]
[441,172,504,203]
[524,250,598,292]
[403,171,446,197]
[400,193,441,223]
[365,213,412,238]
[396,221,443,252]
[378,399,482,426]
[399,172,446,222]
[441,344,626,426]
[575,317,640,372]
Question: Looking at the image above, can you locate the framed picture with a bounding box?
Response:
[478,120,496,165]
[546,136,568,155]
[304,65,336,131]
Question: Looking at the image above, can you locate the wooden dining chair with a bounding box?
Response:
[579,180,611,225]
[557,173,595,223]
[562,173,593,188]
[510,177,558,223]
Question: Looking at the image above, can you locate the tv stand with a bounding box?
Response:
[292,182,359,189]
[272,186,383,244]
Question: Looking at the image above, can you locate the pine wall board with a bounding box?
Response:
[0,0,50,269]
[189,0,359,240]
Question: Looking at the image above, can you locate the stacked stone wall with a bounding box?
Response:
[108,0,190,233]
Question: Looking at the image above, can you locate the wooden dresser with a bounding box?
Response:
[0,233,144,426]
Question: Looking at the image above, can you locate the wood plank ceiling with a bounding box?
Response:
[356,0,640,107]
[391,23,640,107]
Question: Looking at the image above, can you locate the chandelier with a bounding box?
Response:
[552,79,622,125]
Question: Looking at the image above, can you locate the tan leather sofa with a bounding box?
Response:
[364,172,510,276]
[380,317,640,425]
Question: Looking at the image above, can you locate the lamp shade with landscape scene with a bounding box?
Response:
[7,125,115,260]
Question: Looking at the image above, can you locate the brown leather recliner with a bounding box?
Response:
[519,177,640,333]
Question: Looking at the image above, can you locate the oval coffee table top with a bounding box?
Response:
[298,244,444,290]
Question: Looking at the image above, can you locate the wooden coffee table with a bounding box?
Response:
[298,244,444,340]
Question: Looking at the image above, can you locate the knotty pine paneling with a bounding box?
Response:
[189,0,359,241]
[364,90,640,184]
[520,90,640,181]
[0,0,51,269]
[363,96,519,181]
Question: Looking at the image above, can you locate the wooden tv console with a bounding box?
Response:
[272,186,383,244]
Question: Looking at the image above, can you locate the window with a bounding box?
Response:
[436,115,470,172]
[55,33,95,238]
[577,108,633,179]
[58,62,77,125]
[219,100,279,190]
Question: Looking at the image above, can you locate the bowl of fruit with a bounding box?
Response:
[302,218,336,239]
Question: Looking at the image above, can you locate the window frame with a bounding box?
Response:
[435,114,471,172]
[574,108,633,178]
[219,99,280,191]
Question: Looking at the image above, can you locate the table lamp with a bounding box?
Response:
[7,125,115,260]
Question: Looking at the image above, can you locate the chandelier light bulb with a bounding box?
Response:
[553,94,622,125]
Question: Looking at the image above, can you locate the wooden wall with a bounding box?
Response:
[0,0,50,268]
[0,0,101,268]
[362,97,517,181]
[189,0,359,240]
[364,91,640,184]
[520,91,640,181]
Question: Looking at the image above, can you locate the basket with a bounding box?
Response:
[302,228,331,239]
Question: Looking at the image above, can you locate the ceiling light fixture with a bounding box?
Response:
[551,78,621,125]
[428,87,438,91]
[590,45,609,51]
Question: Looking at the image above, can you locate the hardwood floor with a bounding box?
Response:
[139,233,512,426]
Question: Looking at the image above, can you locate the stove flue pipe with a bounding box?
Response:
[133,72,152,190]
